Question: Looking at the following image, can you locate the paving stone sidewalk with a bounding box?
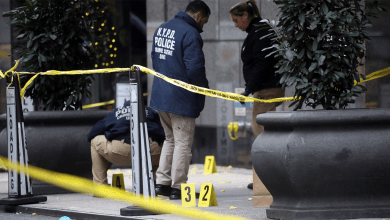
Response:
[0,165,269,220]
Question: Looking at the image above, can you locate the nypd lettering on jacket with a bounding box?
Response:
[154,28,176,60]
[115,105,131,120]
[115,106,149,120]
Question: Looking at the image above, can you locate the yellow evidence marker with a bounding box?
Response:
[112,173,125,190]
[181,183,196,207]
[203,156,217,174]
[198,183,218,207]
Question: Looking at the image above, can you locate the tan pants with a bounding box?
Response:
[91,135,162,184]
[252,88,285,138]
[156,111,195,190]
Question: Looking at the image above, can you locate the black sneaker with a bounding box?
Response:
[169,189,201,200]
[247,182,253,190]
[155,184,171,196]
[169,188,181,200]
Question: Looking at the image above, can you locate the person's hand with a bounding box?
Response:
[239,90,250,105]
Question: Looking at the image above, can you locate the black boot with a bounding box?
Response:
[169,188,181,200]
[155,184,171,196]
[247,182,253,190]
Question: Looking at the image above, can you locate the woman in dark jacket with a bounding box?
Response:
[230,1,284,190]
[230,0,284,138]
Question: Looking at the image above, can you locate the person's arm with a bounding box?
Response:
[87,120,106,142]
[182,33,209,88]
[245,29,274,93]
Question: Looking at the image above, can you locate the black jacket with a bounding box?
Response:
[242,17,281,94]
[87,102,165,145]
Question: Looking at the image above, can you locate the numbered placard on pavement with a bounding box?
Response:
[198,183,218,207]
[112,173,125,190]
[181,183,196,207]
[203,156,217,174]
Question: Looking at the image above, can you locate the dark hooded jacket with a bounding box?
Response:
[87,102,165,145]
[242,17,281,94]
[150,11,209,118]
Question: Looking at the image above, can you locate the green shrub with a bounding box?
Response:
[3,0,107,110]
[268,0,385,110]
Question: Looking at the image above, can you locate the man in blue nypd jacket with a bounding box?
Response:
[150,0,210,200]
[87,101,165,185]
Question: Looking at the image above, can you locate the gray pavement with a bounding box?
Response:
[0,166,387,220]
[0,212,65,220]
[0,165,269,220]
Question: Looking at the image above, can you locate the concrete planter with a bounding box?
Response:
[0,110,109,195]
[252,108,390,219]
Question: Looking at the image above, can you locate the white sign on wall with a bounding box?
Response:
[116,83,131,108]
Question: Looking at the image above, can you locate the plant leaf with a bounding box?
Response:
[16,33,26,39]
[66,96,73,106]
[27,39,33,48]
[23,53,35,62]
[286,49,296,61]
[312,39,318,51]
[50,34,57,40]
[318,55,326,66]
[297,31,304,40]
[309,62,318,72]
[321,2,329,15]
[33,42,39,51]
[334,71,345,78]
[298,48,305,59]
[298,12,305,26]
[39,53,47,62]
[354,43,366,51]
[310,19,321,28]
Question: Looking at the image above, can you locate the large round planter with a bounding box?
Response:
[252,108,390,219]
[0,110,109,195]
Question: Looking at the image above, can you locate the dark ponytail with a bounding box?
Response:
[229,0,260,19]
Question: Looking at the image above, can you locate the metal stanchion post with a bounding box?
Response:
[135,67,155,198]
[129,69,141,197]
[120,67,157,216]
[0,74,47,205]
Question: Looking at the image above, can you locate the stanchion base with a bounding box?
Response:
[120,206,158,216]
[0,195,47,205]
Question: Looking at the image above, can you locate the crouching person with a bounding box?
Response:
[87,101,165,185]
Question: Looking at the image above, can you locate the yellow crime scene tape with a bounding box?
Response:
[131,65,296,103]
[354,66,390,85]
[82,100,115,109]
[0,155,248,220]
[0,60,19,79]
[82,93,148,109]
[1,60,294,103]
[1,61,390,103]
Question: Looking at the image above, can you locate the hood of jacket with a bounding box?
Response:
[175,11,203,33]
